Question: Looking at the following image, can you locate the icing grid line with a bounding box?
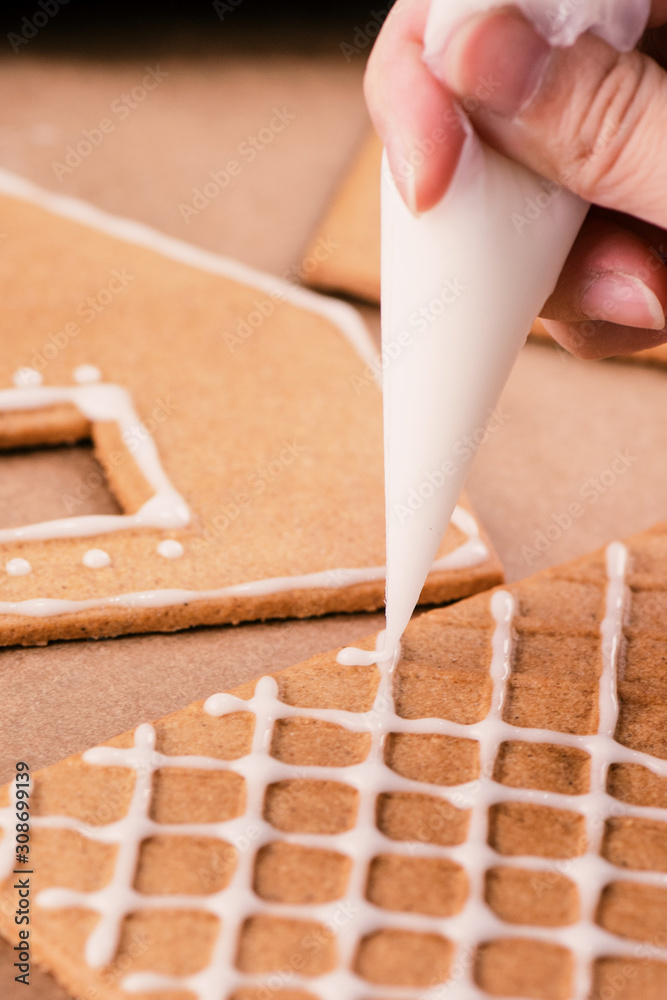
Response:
[2,542,667,998]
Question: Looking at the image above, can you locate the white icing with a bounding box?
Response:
[0,382,190,544]
[3,542,667,997]
[379,0,651,657]
[380,150,586,657]
[82,548,111,569]
[5,557,31,576]
[335,645,394,667]
[156,539,184,559]
[72,364,102,384]
[0,167,379,375]
[0,170,487,620]
[0,504,486,618]
[12,366,42,387]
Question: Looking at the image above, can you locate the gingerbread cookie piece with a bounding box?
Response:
[2,521,667,998]
[301,131,382,304]
[0,170,502,646]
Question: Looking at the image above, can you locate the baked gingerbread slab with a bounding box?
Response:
[2,519,666,998]
[0,171,501,646]
[301,131,382,304]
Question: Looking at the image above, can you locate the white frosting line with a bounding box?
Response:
[12,366,42,387]
[5,558,31,576]
[0,170,487,618]
[3,542,667,996]
[0,383,190,544]
[72,364,102,384]
[0,505,487,617]
[0,167,379,375]
[82,549,111,569]
[156,539,184,559]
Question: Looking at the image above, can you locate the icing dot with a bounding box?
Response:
[156,539,184,559]
[12,367,42,387]
[82,549,111,569]
[73,364,102,384]
[6,558,31,576]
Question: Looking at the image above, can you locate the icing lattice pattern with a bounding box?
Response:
[2,541,667,998]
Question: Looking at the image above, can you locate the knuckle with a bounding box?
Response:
[553,51,651,203]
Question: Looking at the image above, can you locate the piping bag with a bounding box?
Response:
[380,0,651,658]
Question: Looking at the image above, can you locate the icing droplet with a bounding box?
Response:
[73,364,102,384]
[12,367,42,387]
[336,645,395,667]
[6,558,31,576]
[82,549,111,569]
[336,631,401,668]
[156,539,184,559]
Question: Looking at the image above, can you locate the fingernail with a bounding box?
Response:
[440,9,551,117]
[580,273,666,331]
[384,132,420,216]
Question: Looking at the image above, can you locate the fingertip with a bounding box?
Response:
[541,214,667,329]
[540,317,667,360]
[580,274,666,332]
[412,96,468,212]
[376,67,467,214]
[364,0,467,214]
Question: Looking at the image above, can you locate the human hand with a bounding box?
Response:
[365,1,667,359]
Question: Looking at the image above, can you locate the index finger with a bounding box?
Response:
[364,0,466,213]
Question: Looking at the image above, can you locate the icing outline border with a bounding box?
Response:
[0,382,190,543]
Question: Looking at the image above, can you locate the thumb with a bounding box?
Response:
[433,6,667,228]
